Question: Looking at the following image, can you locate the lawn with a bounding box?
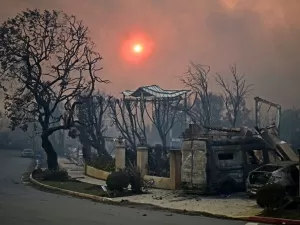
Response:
[42,180,107,196]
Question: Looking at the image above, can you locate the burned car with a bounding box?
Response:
[180,125,283,195]
[246,161,299,197]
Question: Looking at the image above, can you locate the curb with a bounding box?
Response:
[30,173,297,224]
[29,173,254,221]
[245,216,300,225]
[29,174,113,203]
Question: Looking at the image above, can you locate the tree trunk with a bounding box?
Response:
[95,141,112,162]
[82,142,91,162]
[41,134,58,170]
[79,131,91,162]
[161,135,167,151]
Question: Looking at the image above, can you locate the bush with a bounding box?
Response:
[106,171,130,192]
[42,168,69,182]
[256,183,287,210]
[32,168,44,180]
[125,163,144,194]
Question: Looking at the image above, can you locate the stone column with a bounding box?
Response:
[115,137,126,171]
[169,149,182,190]
[137,146,149,175]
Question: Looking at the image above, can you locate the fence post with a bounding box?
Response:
[169,149,182,190]
[115,136,126,171]
[137,145,149,175]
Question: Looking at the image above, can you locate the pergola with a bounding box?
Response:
[121,85,190,129]
[122,85,189,100]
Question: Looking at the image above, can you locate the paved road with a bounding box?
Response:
[0,150,268,225]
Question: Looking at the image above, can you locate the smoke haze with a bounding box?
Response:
[1,0,299,108]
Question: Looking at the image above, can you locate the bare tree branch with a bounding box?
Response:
[108,97,146,150]
[215,63,253,127]
[180,61,211,127]
[145,97,181,149]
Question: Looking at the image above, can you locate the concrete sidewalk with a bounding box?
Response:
[58,157,262,218]
[58,157,106,186]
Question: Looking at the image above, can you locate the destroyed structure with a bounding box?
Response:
[180,124,298,195]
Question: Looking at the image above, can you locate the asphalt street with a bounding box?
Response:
[0,149,268,225]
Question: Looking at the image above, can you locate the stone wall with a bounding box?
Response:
[85,165,110,180]
[85,144,182,190]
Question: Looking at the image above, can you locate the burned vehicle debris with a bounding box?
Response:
[180,123,300,196]
[246,125,300,197]
[180,125,280,195]
[246,161,299,197]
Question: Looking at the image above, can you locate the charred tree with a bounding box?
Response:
[68,127,91,162]
[75,94,112,161]
[145,98,180,150]
[215,63,253,128]
[181,62,212,127]
[0,9,106,169]
[108,98,147,150]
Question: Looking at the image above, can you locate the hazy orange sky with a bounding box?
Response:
[1,0,300,109]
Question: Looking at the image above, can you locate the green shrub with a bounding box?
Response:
[256,183,287,210]
[106,171,129,192]
[42,168,69,182]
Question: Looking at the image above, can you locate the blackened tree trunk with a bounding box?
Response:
[98,136,111,160]
[78,130,91,162]
[94,140,112,163]
[157,128,168,150]
[77,127,111,162]
[161,135,167,151]
[82,143,91,162]
[41,134,58,170]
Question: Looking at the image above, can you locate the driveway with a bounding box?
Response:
[0,149,268,225]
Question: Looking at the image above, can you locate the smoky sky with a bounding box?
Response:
[0,0,299,108]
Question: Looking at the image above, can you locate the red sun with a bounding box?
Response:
[121,32,154,64]
[132,44,143,54]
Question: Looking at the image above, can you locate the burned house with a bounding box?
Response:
[180,124,290,195]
